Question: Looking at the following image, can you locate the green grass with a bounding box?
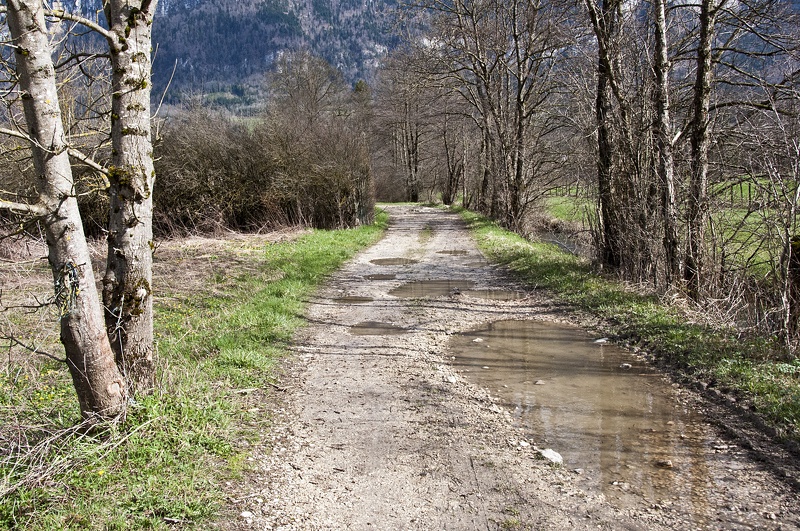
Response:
[543,195,592,224]
[458,207,800,442]
[543,189,794,279]
[0,210,388,530]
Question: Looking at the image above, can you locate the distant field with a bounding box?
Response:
[542,194,592,225]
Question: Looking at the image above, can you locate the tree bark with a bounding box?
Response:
[653,0,682,284]
[685,0,723,299]
[589,0,623,269]
[102,0,158,395]
[5,0,126,419]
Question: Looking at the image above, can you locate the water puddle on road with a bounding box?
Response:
[370,258,419,266]
[450,320,733,524]
[333,296,374,304]
[350,321,409,335]
[364,274,396,281]
[389,280,475,298]
[464,289,527,301]
[437,250,469,256]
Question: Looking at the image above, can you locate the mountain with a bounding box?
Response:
[149,0,402,105]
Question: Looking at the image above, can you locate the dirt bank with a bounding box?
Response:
[220,205,800,530]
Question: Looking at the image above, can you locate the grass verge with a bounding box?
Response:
[458,208,800,443]
[0,210,387,530]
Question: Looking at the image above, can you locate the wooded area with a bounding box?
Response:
[371,0,800,353]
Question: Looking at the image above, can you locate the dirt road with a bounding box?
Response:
[225,205,799,530]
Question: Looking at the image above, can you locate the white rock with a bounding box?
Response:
[538,448,563,464]
[241,511,254,519]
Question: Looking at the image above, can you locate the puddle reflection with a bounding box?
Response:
[450,320,721,523]
[370,258,419,266]
[364,274,396,281]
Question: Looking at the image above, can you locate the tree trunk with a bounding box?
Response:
[6,0,126,419]
[787,237,800,341]
[103,0,159,395]
[653,0,682,284]
[399,101,420,202]
[685,0,722,299]
[593,0,623,269]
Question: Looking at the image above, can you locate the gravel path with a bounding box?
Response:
[221,205,799,531]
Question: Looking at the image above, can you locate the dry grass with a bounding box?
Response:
[1,228,309,368]
[0,228,310,499]
[152,229,309,301]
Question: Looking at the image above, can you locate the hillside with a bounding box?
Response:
[150,0,401,104]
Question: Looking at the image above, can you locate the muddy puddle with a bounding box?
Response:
[436,250,469,256]
[350,321,409,335]
[450,320,745,525]
[389,280,475,298]
[464,289,526,301]
[364,274,396,281]
[370,258,419,266]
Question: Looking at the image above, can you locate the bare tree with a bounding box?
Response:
[684,0,726,299]
[372,50,433,203]
[265,51,374,228]
[2,0,126,419]
[653,0,682,284]
[415,0,572,230]
[583,0,624,269]
[1,0,159,414]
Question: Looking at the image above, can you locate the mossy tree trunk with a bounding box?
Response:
[102,0,159,396]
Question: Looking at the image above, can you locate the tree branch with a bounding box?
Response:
[0,199,47,217]
[0,126,31,143]
[3,335,67,363]
[1,127,110,189]
[44,8,119,50]
[66,148,111,189]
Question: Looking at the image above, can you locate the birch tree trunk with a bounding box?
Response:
[102,0,158,395]
[653,0,681,284]
[5,0,126,419]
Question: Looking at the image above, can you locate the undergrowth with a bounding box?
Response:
[458,208,800,443]
[0,210,387,529]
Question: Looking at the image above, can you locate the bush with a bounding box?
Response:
[153,105,375,236]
